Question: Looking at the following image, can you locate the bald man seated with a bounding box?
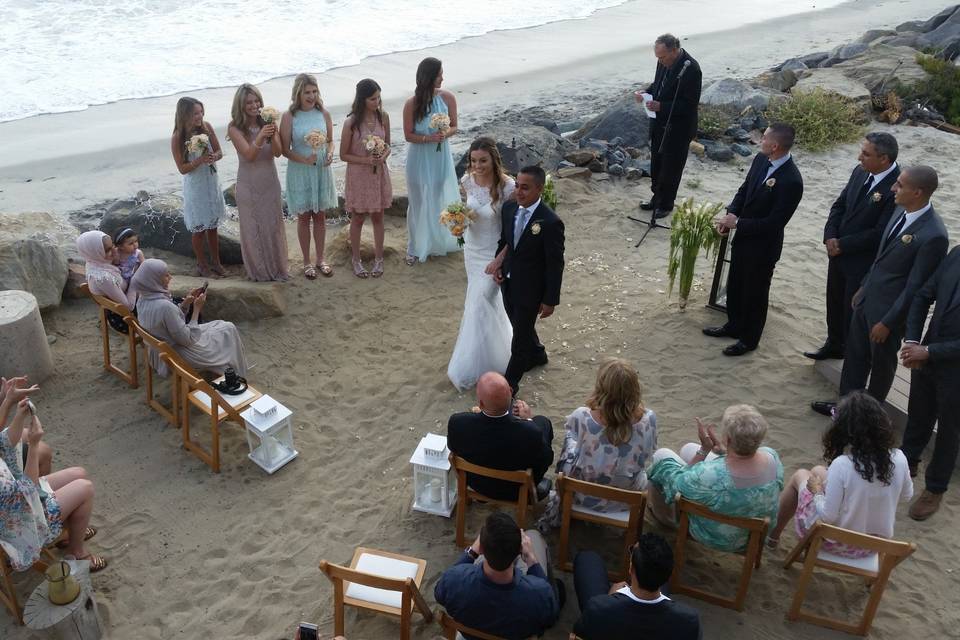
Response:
[447,372,555,501]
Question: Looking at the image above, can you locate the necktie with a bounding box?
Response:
[514,207,528,248]
[856,176,874,202]
[886,214,906,242]
[753,160,772,194]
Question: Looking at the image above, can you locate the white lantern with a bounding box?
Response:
[240,395,298,474]
[409,433,456,517]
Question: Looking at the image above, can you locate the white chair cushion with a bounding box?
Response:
[817,549,879,573]
[572,503,631,523]
[344,553,420,609]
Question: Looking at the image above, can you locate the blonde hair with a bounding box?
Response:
[720,404,768,455]
[230,83,264,131]
[289,73,323,114]
[586,358,644,446]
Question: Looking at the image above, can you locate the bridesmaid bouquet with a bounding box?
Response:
[364,134,388,174]
[258,106,281,124]
[304,130,327,150]
[440,201,476,247]
[429,113,450,151]
[186,134,216,174]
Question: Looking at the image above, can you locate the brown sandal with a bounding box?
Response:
[317,262,334,277]
[304,264,318,279]
[76,553,109,572]
[352,259,369,278]
[55,526,97,548]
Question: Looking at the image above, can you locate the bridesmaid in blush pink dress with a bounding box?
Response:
[340,79,392,278]
[228,83,289,281]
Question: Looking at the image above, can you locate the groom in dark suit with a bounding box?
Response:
[705,123,804,355]
[491,166,565,395]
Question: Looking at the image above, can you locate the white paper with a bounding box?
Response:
[641,92,656,119]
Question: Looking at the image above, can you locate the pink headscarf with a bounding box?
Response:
[76,230,122,288]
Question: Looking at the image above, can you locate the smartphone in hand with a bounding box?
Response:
[199,280,209,294]
[298,622,318,640]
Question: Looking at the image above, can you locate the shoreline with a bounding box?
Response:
[0,0,951,215]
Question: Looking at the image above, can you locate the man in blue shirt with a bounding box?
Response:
[434,512,560,639]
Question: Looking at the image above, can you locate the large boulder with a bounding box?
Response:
[99,192,244,265]
[0,212,75,310]
[572,93,651,149]
[700,78,782,111]
[792,68,872,114]
[169,276,286,321]
[834,45,930,93]
[859,29,896,44]
[819,43,869,67]
[897,5,958,33]
[916,7,960,58]
[454,124,572,176]
[753,69,798,92]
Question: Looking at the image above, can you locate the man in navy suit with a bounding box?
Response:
[704,123,804,356]
[490,166,565,395]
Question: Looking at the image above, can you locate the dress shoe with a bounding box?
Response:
[654,208,672,219]
[639,201,655,211]
[703,325,735,338]
[722,341,755,356]
[536,478,553,502]
[526,352,548,371]
[810,401,835,417]
[908,490,943,521]
[803,344,844,360]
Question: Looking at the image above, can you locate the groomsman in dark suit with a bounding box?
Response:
[812,166,948,416]
[899,246,960,521]
[704,123,804,356]
[637,33,702,219]
[804,133,900,360]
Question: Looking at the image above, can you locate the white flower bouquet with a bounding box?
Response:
[429,113,450,151]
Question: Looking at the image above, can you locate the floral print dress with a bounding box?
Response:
[0,429,59,571]
[538,406,657,530]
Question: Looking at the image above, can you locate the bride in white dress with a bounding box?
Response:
[447,137,515,390]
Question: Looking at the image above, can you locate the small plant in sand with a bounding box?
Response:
[541,174,558,210]
[667,198,724,310]
[765,88,864,151]
[697,104,737,139]
[910,54,960,126]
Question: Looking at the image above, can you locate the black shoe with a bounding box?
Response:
[723,341,755,356]
[553,577,567,610]
[640,201,656,211]
[526,353,548,372]
[536,478,553,502]
[803,344,844,360]
[908,460,919,478]
[811,401,835,417]
[654,208,672,219]
[703,325,735,338]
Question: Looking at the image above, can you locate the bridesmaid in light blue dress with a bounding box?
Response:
[170,97,226,277]
[280,73,338,279]
[402,57,462,264]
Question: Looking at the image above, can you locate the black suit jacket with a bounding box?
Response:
[446,411,553,501]
[728,153,804,263]
[646,49,702,142]
[497,200,565,308]
[823,164,899,276]
[906,245,960,373]
[573,593,702,640]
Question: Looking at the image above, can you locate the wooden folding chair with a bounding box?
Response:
[1,547,53,625]
[128,318,179,427]
[319,547,432,640]
[439,609,527,640]
[451,456,537,548]
[669,495,769,611]
[784,522,916,635]
[555,473,647,580]
[161,354,261,473]
[80,282,139,388]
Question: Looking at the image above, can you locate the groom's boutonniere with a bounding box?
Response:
[530,222,542,235]
[872,192,882,202]
[901,234,913,244]
[765,178,776,188]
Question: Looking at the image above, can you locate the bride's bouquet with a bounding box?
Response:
[364,134,388,174]
[429,113,450,151]
[304,129,327,149]
[440,201,476,247]
[186,134,216,174]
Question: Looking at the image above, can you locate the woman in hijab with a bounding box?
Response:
[131,259,248,378]
[77,230,138,333]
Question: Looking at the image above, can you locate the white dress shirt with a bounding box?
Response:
[763,153,792,181]
[616,585,671,604]
[866,162,898,189]
[897,202,932,235]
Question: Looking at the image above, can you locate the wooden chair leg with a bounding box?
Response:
[100,310,112,373]
[857,563,894,635]
[786,537,822,621]
[210,412,221,473]
[733,530,762,611]
[332,577,345,637]
[669,512,690,593]
[0,564,23,625]
[126,329,139,388]
[455,472,468,548]
[400,591,412,640]
[557,496,573,573]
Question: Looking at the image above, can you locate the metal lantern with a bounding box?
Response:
[409,433,456,517]
[240,395,298,474]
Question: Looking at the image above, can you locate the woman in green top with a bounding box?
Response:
[647,404,783,552]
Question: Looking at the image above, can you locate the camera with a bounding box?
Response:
[297,622,318,640]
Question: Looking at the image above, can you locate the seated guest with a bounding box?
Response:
[113,227,145,290]
[131,259,247,378]
[647,404,783,552]
[1,399,106,571]
[538,358,656,531]
[434,512,560,639]
[77,229,137,333]
[447,372,553,501]
[768,392,912,554]
[572,533,701,640]
[0,375,52,477]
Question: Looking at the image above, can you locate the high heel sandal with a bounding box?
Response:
[352,258,369,278]
[371,258,384,278]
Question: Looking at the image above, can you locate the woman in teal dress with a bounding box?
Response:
[280,73,338,279]
[647,404,783,552]
[402,57,462,264]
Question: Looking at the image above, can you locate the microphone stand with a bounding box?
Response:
[629,60,690,248]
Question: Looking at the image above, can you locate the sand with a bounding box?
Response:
[3,1,960,638]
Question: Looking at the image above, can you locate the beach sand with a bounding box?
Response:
[3,1,960,638]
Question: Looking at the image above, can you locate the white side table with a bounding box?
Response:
[24,559,103,639]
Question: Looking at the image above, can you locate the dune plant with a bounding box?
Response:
[911,54,960,126]
[667,198,724,310]
[542,174,558,209]
[766,88,864,151]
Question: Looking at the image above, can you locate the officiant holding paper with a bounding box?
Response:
[636,34,702,219]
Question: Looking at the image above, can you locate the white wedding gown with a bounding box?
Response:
[447,175,515,390]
